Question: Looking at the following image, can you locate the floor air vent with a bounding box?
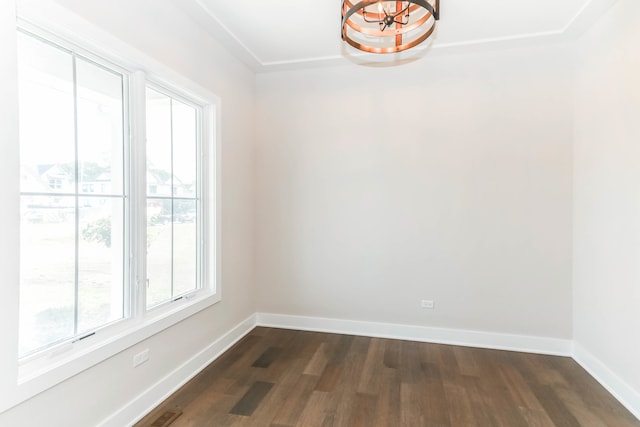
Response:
[150,410,182,427]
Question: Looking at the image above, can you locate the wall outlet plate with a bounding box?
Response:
[133,349,149,367]
[421,300,435,309]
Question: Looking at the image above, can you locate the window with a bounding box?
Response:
[18,31,127,357]
[48,178,62,190]
[145,87,200,308]
[15,24,220,386]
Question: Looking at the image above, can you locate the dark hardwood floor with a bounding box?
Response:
[136,327,640,427]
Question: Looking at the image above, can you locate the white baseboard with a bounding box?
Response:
[98,314,257,427]
[573,342,640,421]
[256,312,573,357]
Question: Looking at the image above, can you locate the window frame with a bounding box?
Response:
[4,10,222,412]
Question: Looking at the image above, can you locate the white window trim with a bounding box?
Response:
[2,1,222,413]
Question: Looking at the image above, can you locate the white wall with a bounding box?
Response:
[573,0,640,414]
[0,0,256,425]
[255,46,574,339]
[0,0,21,414]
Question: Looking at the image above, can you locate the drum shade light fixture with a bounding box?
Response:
[341,0,440,54]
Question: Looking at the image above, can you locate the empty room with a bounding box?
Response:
[0,0,639,425]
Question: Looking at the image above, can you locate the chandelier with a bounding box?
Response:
[341,1,440,54]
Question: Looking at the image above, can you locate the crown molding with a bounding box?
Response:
[180,0,264,70]
[183,0,619,73]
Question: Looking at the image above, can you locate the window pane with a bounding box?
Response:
[172,100,197,197]
[76,58,124,196]
[146,89,172,197]
[18,33,75,195]
[78,198,125,333]
[147,199,172,307]
[19,195,76,355]
[173,199,197,296]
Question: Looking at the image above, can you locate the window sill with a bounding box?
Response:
[17,291,220,399]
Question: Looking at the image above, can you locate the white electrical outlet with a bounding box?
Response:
[421,300,435,309]
[133,349,149,367]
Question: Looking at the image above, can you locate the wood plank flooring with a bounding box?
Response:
[136,327,640,427]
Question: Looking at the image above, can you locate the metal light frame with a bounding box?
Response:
[341,0,440,54]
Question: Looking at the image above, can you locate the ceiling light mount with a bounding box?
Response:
[342,0,440,54]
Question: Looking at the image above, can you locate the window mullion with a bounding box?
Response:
[169,98,175,300]
[129,70,148,318]
[121,72,128,321]
[71,53,80,338]
[196,109,202,291]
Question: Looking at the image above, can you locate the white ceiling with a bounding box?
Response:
[180,0,614,72]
